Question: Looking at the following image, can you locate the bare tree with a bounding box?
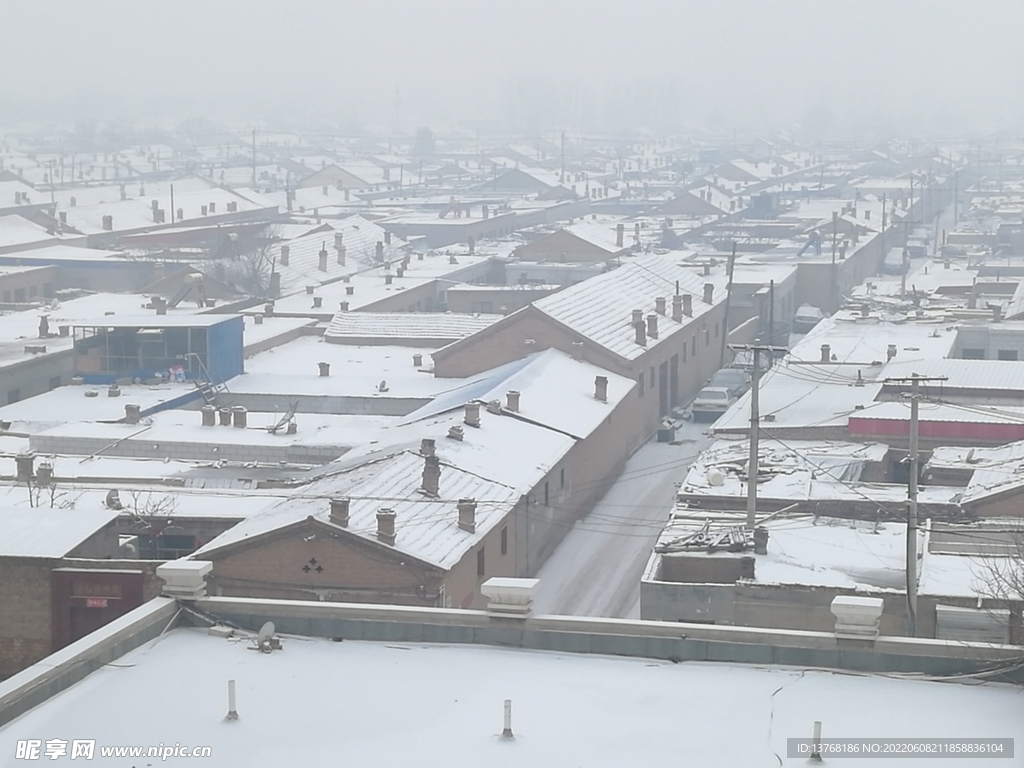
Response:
[217,224,282,298]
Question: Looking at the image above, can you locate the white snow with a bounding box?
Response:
[1,627,1020,767]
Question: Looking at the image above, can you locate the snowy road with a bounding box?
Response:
[531,421,713,619]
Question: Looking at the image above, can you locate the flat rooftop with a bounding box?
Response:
[1,627,1019,766]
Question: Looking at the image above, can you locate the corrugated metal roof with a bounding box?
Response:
[325,312,501,342]
[533,255,716,360]
[882,358,1024,392]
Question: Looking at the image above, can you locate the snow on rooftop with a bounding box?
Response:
[235,337,456,398]
[0,506,117,557]
[2,627,1020,767]
[324,311,500,343]
[533,254,718,360]
[0,215,63,248]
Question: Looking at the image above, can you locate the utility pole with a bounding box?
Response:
[718,243,736,369]
[884,373,947,637]
[560,131,565,183]
[881,193,887,248]
[900,245,909,297]
[830,211,838,311]
[731,343,788,531]
[251,127,257,188]
[767,279,775,347]
[170,184,175,224]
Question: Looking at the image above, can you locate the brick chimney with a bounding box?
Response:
[672,294,683,322]
[421,455,441,496]
[318,362,330,377]
[616,223,624,248]
[646,313,658,339]
[464,401,481,427]
[330,497,350,527]
[375,241,384,263]
[655,296,666,316]
[683,294,693,317]
[594,375,608,402]
[376,508,396,545]
[887,344,897,361]
[384,231,392,245]
[457,498,477,533]
[506,390,521,412]
[631,309,643,325]
[821,344,831,362]
[334,232,345,265]
[634,319,647,346]
[420,438,435,457]
[318,246,328,272]
[704,283,714,303]
[124,403,141,425]
[280,245,291,267]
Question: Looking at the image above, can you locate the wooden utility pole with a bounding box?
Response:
[731,343,788,530]
[251,127,257,188]
[884,373,946,637]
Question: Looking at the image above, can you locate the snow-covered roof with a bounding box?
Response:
[532,254,719,361]
[324,311,501,344]
[4,626,1020,766]
[0,506,118,557]
[0,215,62,248]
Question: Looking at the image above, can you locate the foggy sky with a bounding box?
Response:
[3,0,1023,137]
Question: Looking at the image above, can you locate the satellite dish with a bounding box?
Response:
[255,621,276,653]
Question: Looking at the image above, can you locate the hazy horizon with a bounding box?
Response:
[3,0,1023,138]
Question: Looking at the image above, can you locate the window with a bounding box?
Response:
[638,373,645,396]
[649,366,655,388]
[1,291,9,302]
[500,526,508,556]
[14,288,25,303]
[714,322,719,338]
[560,468,565,488]
[49,376,61,390]
[961,348,985,360]
[477,548,485,577]
[7,389,20,404]
[691,335,696,356]
[998,349,1018,361]
[544,481,549,506]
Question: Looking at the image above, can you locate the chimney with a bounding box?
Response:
[335,235,346,265]
[570,341,584,360]
[339,301,349,311]
[280,245,290,266]
[318,362,330,377]
[655,296,666,316]
[457,498,477,533]
[318,247,328,272]
[820,344,831,362]
[270,272,281,297]
[672,294,683,322]
[448,425,464,441]
[312,296,323,308]
[420,438,435,457]
[468,236,475,255]
[306,285,315,295]
[375,241,384,263]
[254,313,264,325]
[506,390,521,412]
[330,498,350,528]
[177,207,184,221]
[36,461,53,487]
[993,304,1003,323]
[704,283,714,304]
[69,196,76,207]
[376,508,397,545]
[384,231,391,245]
[753,526,769,555]
[634,319,647,346]
[102,215,113,231]
[218,407,232,426]
[634,222,641,239]
[646,313,658,339]
[201,205,208,216]
[594,375,608,402]
[412,353,423,367]
[209,202,216,213]
[201,405,217,426]
[887,344,897,361]
[120,184,127,201]
[322,185,328,195]
[482,205,489,219]
[464,401,481,427]
[616,223,624,248]
[264,301,275,316]
[632,308,643,325]
[346,285,354,295]
[422,455,441,496]
[153,297,167,315]
[124,403,140,424]
[385,274,393,285]
[15,451,34,482]
[703,262,711,276]
[232,406,247,428]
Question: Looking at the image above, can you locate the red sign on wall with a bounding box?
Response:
[85,598,108,609]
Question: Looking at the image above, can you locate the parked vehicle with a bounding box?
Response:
[882,248,907,275]
[708,367,751,398]
[691,386,736,422]
[792,304,825,334]
[906,238,928,259]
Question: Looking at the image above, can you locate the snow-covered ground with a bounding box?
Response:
[532,421,712,618]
